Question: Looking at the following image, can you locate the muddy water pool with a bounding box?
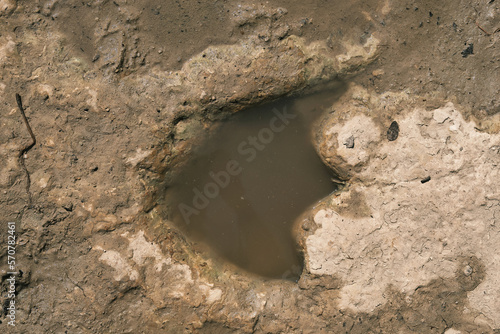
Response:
[166,91,341,279]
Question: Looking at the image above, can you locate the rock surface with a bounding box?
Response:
[0,0,499,333]
[309,85,500,328]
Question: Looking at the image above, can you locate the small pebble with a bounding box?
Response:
[461,44,474,58]
[387,121,399,141]
[344,136,355,149]
[464,265,473,276]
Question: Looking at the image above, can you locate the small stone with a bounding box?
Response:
[461,43,474,58]
[464,265,473,276]
[344,136,355,149]
[387,121,399,141]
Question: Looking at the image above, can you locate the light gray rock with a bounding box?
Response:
[308,86,500,327]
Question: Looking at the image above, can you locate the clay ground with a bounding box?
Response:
[1,0,499,333]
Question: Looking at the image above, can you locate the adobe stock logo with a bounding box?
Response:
[178,106,297,225]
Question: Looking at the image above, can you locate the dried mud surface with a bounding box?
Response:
[0,0,499,333]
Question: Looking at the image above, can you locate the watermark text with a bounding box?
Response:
[6,221,17,327]
[178,106,296,224]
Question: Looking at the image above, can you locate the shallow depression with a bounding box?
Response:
[166,91,341,279]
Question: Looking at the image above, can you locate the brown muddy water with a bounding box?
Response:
[166,90,343,279]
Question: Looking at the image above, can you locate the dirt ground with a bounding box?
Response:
[1,0,499,333]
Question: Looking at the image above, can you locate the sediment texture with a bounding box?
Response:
[309,86,500,330]
[0,1,499,333]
